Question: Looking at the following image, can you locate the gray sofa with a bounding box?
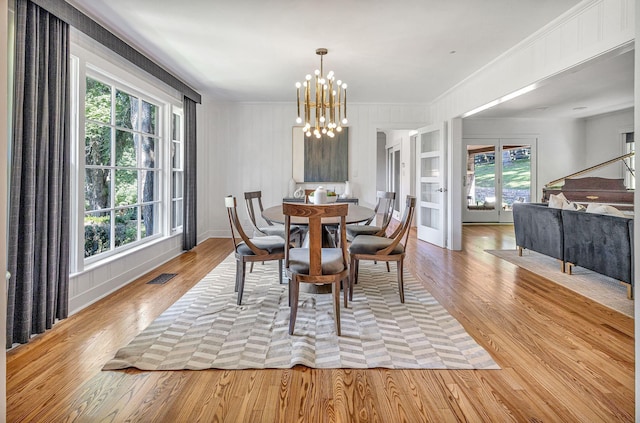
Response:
[512,202,634,299]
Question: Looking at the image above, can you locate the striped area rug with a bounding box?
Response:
[103,254,500,370]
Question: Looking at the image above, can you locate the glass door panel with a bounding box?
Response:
[501,145,531,211]
[464,144,498,222]
[421,182,440,205]
[420,206,439,230]
[421,156,440,178]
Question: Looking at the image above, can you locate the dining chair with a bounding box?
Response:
[244,190,302,246]
[303,189,316,204]
[283,202,350,335]
[345,191,396,242]
[225,196,285,305]
[348,195,416,303]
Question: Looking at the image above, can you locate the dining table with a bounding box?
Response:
[262,202,376,294]
[261,203,375,227]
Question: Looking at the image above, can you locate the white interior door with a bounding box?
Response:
[416,123,447,247]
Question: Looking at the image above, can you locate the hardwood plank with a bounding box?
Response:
[6,226,635,422]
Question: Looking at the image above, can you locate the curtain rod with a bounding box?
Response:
[30,0,202,104]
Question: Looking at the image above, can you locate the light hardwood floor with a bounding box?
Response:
[7,225,634,422]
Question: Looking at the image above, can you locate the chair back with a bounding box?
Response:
[244,190,274,232]
[379,195,416,255]
[367,191,396,231]
[283,203,348,276]
[225,196,269,255]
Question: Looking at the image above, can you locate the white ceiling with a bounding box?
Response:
[65,0,587,106]
[470,47,635,119]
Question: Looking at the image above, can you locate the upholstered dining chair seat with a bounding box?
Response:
[236,235,286,256]
[348,235,404,255]
[253,224,300,240]
[288,248,346,275]
[346,224,382,240]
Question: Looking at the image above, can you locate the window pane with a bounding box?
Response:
[172,199,183,229]
[85,78,111,124]
[115,90,138,129]
[141,203,157,238]
[115,206,138,247]
[141,100,158,135]
[141,136,157,168]
[85,211,111,257]
[141,170,158,204]
[115,170,138,206]
[173,171,183,198]
[115,130,136,167]
[85,123,111,166]
[85,169,111,211]
[172,113,180,140]
[172,141,181,169]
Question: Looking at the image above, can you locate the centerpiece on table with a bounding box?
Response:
[309,187,338,204]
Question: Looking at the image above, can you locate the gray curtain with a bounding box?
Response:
[182,96,197,250]
[7,0,70,347]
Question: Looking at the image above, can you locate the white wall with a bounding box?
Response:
[198,101,429,239]
[1,0,9,417]
[583,108,634,178]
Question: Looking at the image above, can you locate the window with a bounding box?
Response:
[171,111,184,231]
[624,131,635,190]
[84,76,162,260]
[70,35,184,271]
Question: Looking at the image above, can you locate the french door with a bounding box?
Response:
[462,138,536,223]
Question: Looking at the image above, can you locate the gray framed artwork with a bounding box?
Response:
[292,127,349,182]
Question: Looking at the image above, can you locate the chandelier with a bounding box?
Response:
[295,48,348,138]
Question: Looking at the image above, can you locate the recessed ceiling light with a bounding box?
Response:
[449,50,456,54]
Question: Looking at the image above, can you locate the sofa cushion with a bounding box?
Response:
[585,203,626,218]
[548,193,569,209]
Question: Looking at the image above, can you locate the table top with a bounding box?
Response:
[262,203,375,226]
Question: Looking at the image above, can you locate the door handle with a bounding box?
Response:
[436,188,447,192]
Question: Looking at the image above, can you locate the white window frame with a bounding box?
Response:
[70,32,183,274]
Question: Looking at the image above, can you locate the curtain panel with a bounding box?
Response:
[182,96,197,250]
[7,0,70,347]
